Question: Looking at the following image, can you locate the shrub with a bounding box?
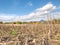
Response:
[11,30,17,35]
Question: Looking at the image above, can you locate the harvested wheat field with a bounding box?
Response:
[0,24,60,45]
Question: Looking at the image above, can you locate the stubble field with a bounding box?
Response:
[0,24,60,45]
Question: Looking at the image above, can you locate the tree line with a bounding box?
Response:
[0,19,60,24]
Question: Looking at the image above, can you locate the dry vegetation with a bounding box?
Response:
[0,20,60,45]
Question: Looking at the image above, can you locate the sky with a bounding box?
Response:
[0,0,60,22]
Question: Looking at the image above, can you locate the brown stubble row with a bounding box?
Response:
[0,24,60,45]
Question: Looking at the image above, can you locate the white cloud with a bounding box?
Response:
[0,3,59,22]
[19,3,56,21]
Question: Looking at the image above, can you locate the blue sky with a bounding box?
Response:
[0,0,60,15]
[0,0,60,22]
